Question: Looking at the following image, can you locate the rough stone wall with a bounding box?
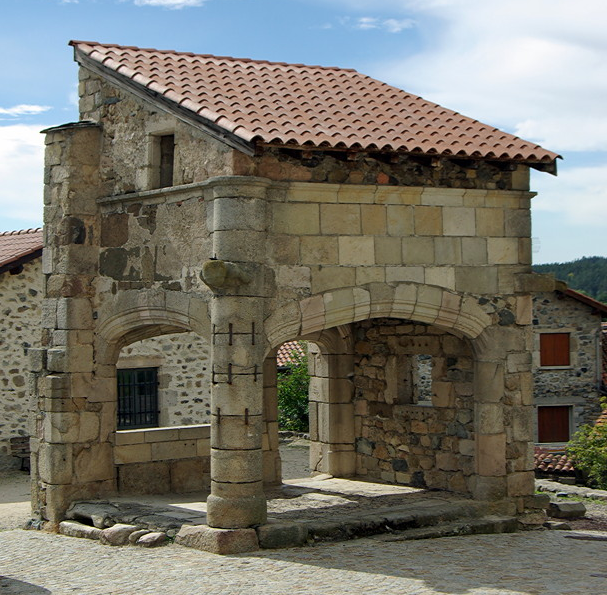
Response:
[78,69,235,195]
[0,258,42,470]
[352,318,474,493]
[118,332,211,426]
[533,291,603,432]
[234,146,525,191]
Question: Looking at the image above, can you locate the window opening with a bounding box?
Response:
[159,134,175,188]
[414,354,433,403]
[117,367,159,430]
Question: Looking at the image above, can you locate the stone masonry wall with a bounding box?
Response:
[352,318,474,493]
[78,69,235,196]
[118,332,211,427]
[0,258,42,470]
[533,291,603,432]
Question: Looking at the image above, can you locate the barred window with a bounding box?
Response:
[117,367,159,430]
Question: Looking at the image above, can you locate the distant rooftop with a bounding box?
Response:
[0,228,43,274]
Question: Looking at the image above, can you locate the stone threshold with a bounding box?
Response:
[57,496,519,555]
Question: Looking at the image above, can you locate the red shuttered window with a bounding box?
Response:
[539,333,570,367]
[537,406,571,443]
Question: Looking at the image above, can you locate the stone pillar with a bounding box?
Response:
[262,354,281,485]
[35,123,112,523]
[204,177,271,529]
[308,336,355,477]
[472,323,535,502]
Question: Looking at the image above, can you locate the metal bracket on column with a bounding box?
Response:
[213,321,259,344]
[211,364,261,384]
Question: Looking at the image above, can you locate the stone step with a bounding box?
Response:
[301,500,495,544]
[372,515,519,542]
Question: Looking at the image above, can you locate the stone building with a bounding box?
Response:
[32,40,565,539]
[532,281,607,444]
[0,228,43,470]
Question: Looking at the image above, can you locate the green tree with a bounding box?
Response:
[277,352,310,432]
[567,422,607,489]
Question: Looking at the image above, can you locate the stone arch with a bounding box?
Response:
[264,282,493,352]
[95,290,210,366]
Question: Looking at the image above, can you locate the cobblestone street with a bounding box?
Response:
[1,527,606,594]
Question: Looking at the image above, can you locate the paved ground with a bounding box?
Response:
[1,526,607,594]
[2,443,607,594]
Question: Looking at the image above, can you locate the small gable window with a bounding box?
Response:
[539,332,570,367]
[158,134,175,188]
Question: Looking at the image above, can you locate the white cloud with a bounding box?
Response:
[133,0,205,8]
[0,104,51,117]
[366,0,607,153]
[532,163,607,227]
[340,16,415,33]
[0,125,46,227]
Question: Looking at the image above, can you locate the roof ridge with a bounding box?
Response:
[69,40,356,73]
[0,227,42,236]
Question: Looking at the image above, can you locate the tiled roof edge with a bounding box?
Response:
[73,47,256,156]
[0,227,43,237]
[69,40,356,73]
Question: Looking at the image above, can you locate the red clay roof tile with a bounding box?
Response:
[0,228,43,271]
[276,341,306,368]
[70,41,559,166]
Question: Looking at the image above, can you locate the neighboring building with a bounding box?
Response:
[532,282,607,445]
[0,229,43,470]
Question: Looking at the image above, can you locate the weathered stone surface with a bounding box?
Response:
[66,502,120,528]
[128,529,152,544]
[547,501,586,519]
[59,520,102,540]
[256,520,308,549]
[100,523,140,546]
[175,525,259,554]
[136,531,168,547]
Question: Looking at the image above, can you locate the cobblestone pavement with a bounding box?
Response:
[1,528,606,595]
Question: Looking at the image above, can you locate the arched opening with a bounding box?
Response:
[263,308,477,497]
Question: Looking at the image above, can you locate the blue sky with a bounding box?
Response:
[1,0,605,264]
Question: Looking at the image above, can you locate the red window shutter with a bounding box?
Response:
[540,333,570,366]
[537,406,570,442]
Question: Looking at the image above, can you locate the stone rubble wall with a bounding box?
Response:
[0,258,42,470]
[533,291,603,432]
[78,69,236,196]
[352,318,475,494]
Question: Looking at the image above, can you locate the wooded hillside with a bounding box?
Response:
[533,256,607,303]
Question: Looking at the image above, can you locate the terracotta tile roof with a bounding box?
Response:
[534,447,576,474]
[0,228,43,273]
[277,341,306,367]
[70,41,559,167]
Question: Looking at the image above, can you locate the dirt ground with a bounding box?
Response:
[0,470,31,531]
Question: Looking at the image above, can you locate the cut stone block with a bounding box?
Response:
[175,525,259,554]
[256,520,308,549]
